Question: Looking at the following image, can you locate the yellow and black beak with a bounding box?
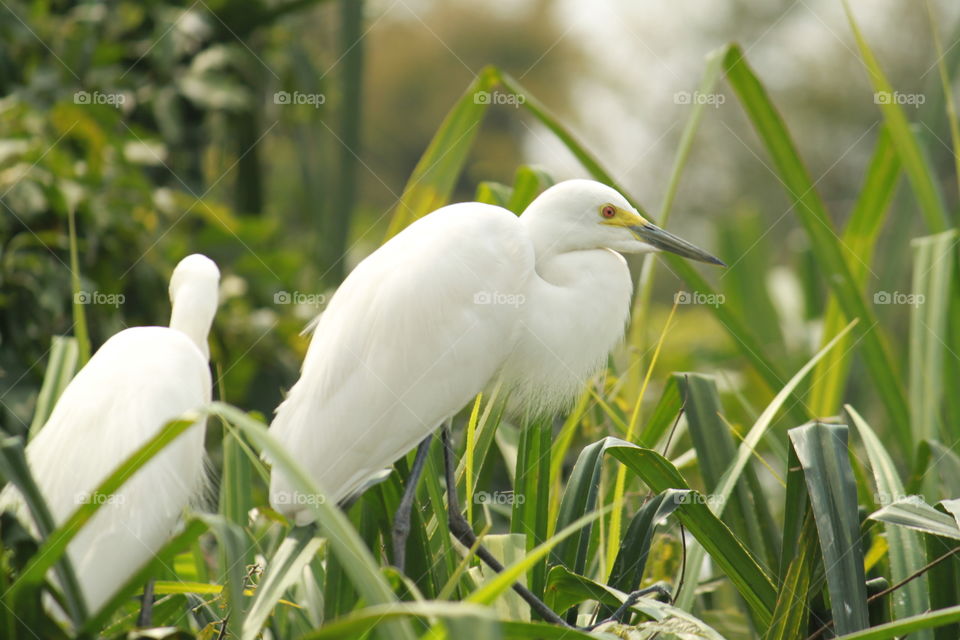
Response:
[629,221,726,266]
[602,205,725,266]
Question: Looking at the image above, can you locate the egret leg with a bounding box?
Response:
[440,425,571,627]
[583,582,673,630]
[392,435,433,573]
[137,578,155,627]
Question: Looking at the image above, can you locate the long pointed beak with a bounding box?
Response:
[629,223,726,266]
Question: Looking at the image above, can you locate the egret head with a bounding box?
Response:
[169,254,220,359]
[521,179,725,266]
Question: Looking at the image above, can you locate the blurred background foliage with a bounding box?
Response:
[5,1,960,637]
[0,0,583,432]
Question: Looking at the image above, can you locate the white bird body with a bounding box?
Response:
[24,328,210,611]
[3,254,219,614]
[498,247,632,415]
[269,180,721,524]
[270,205,532,517]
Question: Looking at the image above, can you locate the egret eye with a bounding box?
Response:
[600,205,616,219]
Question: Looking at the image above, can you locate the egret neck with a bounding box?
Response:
[168,255,220,360]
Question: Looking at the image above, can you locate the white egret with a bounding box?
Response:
[3,254,219,617]
[268,179,722,623]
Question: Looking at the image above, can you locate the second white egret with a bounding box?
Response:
[3,254,220,618]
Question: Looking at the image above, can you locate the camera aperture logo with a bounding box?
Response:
[874,492,923,507]
[873,91,924,108]
[75,491,124,506]
[473,290,525,308]
[674,290,725,308]
[674,90,725,108]
[275,290,326,307]
[474,490,524,505]
[672,492,724,508]
[274,91,326,108]
[473,90,526,107]
[74,90,126,108]
[273,492,326,506]
[873,290,924,308]
[75,291,125,308]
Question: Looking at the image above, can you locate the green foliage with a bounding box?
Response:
[790,422,868,634]
[5,2,960,639]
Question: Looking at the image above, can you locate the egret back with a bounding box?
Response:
[15,327,210,613]
[269,204,534,523]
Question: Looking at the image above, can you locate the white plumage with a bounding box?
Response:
[269,180,722,524]
[4,254,219,614]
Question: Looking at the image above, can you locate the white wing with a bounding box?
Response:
[10,327,210,612]
[269,203,534,522]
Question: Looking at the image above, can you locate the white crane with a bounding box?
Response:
[268,180,722,624]
[4,254,219,618]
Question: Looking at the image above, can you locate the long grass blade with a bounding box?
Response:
[630,46,727,380]
[545,565,728,637]
[210,402,417,640]
[674,320,856,611]
[870,499,960,540]
[831,605,960,640]
[0,436,87,624]
[763,512,818,640]
[909,231,956,446]
[199,513,251,634]
[465,393,482,525]
[511,417,551,603]
[680,373,777,570]
[808,127,900,416]
[7,416,198,604]
[66,204,90,366]
[722,44,910,444]
[467,507,610,607]
[27,336,78,440]
[789,421,868,634]
[599,488,685,619]
[495,66,807,423]
[846,405,931,635]
[606,440,777,628]
[242,527,323,640]
[220,424,255,529]
[842,0,949,232]
[80,519,209,632]
[384,67,497,238]
[606,304,675,575]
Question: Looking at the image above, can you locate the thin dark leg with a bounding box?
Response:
[392,435,434,572]
[440,425,572,627]
[584,582,672,629]
[137,578,155,627]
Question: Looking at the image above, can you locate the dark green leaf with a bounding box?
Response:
[789,422,868,634]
